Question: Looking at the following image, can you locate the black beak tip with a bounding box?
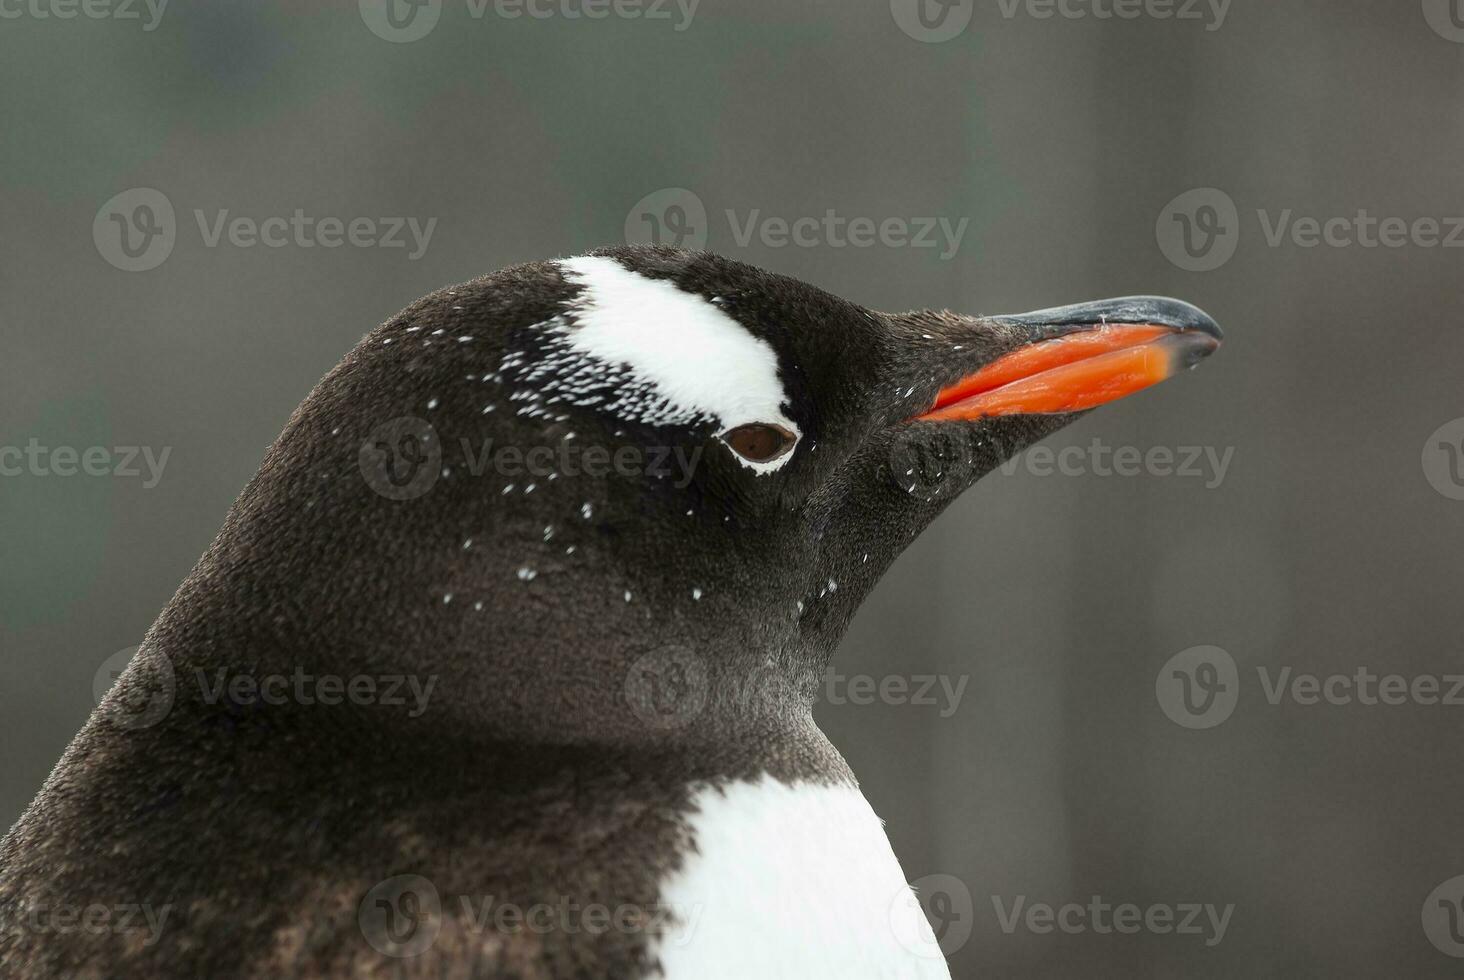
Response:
[1174,329,1221,370]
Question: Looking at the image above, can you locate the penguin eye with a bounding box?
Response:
[721,423,798,464]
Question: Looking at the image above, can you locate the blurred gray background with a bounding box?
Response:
[4,0,1464,976]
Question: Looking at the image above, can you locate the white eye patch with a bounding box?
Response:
[527,255,800,475]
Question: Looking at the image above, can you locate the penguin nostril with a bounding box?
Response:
[722,423,798,464]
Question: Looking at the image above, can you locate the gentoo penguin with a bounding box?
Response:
[0,246,1220,979]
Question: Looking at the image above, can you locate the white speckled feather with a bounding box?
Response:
[512,255,802,474]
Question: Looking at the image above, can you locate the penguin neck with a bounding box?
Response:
[149,520,827,752]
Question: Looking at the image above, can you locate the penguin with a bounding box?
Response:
[0,246,1220,979]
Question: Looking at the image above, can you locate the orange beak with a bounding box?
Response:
[916,298,1222,422]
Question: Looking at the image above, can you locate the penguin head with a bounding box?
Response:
[192,246,1219,743]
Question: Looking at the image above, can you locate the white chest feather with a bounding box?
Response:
[653,776,952,980]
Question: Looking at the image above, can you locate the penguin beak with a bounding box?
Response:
[916,297,1222,422]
